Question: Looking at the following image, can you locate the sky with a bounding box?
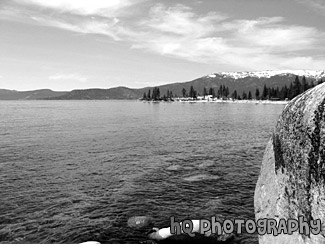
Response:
[1,0,325,91]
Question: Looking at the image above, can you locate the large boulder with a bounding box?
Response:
[255,83,325,244]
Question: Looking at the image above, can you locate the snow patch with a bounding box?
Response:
[206,70,325,80]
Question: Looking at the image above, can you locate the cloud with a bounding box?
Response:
[49,73,88,83]
[141,4,228,37]
[295,0,325,15]
[15,0,140,17]
[2,1,325,70]
[1,0,147,41]
[127,3,325,70]
[31,15,123,40]
[221,17,319,52]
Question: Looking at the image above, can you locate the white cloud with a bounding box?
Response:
[31,16,122,40]
[16,0,139,17]
[3,1,325,70]
[223,17,319,52]
[141,4,228,37]
[5,0,144,40]
[127,3,325,70]
[49,73,88,83]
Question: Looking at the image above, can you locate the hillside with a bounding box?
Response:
[0,89,67,100]
[45,87,143,100]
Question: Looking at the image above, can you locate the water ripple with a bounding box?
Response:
[0,101,284,244]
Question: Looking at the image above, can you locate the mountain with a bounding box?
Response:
[1,70,325,100]
[210,70,325,79]
[0,89,67,100]
[140,70,325,98]
[45,87,144,100]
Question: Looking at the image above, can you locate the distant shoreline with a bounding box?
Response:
[141,98,288,105]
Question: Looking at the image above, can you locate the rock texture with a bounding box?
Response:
[255,83,325,244]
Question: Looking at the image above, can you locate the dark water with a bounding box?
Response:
[0,101,285,244]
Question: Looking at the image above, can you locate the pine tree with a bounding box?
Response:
[301,76,308,92]
[288,82,294,100]
[189,86,196,99]
[255,88,260,100]
[281,85,288,100]
[248,91,252,100]
[275,87,280,98]
[152,87,160,100]
[189,86,193,98]
[262,84,268,100]
[147,89,151,100]
[211,88,215,98]
[143,92,147,100]
[217,85,222,98]
[152,88,156,100]
[203,87,208,97]
[284,85,288,100]
[209,87,215,98]
[222,85,226,98]
[209,87,213,96]
[270,87,274,98]
[157,88,160,100]
[231,90,238,100]
[225,87,229,98]
[293,76,301,97]
[182,88,186,97]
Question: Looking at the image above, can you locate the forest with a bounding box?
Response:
[142,76,324,101]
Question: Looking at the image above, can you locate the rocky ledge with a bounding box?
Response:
[255,83,325,243]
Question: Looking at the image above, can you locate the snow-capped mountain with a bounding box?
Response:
[207,70,325,80]
[2,70,325,100]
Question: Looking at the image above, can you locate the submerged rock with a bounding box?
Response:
[183,174,220,182]
[255,83,325,244]
[166,165,182,171]
[127,216,153,229]
[79,242,101,244]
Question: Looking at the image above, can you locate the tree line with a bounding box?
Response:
[142,76,324,101]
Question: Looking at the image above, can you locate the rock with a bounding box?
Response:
[254,83,325,244]
[79,242,101,244]
[183,174,220,182]
[216,232,235,242]
[127,216,153,229]
[166,165,182,171]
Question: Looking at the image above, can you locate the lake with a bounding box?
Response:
[0,100,285,244]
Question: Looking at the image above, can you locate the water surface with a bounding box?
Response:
[0,101,285,244]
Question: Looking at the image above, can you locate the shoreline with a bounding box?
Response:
[178,99,288,104]
[142,99,288,105]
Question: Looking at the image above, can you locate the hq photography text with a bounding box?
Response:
[169,216,322,236]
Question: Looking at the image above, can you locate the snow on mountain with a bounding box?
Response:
[206,70,325,80]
